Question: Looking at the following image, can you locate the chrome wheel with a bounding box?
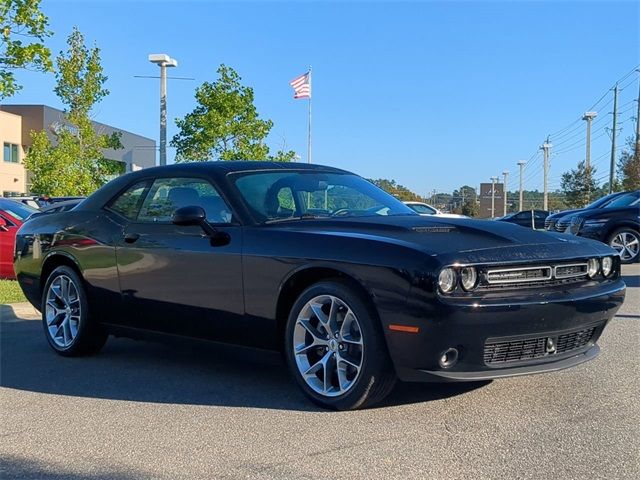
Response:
[610,231,639,262]
[45,275,81,348]
[293,295,364,397]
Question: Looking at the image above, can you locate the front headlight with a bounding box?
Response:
[587,258,599,278]
[460,266,477,291]
[438,268,456,293]
[602,256,614,277]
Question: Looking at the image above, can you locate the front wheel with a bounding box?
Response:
[41,266,108,356]
[284,280,396,410]
[608,228,640,264]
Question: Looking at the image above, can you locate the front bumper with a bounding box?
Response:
[385,279,625,382]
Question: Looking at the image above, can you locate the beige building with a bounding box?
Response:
[0,104,156,197]
[0,109,27,196]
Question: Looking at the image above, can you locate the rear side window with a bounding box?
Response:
[137,177,232,224]
[108,181,150,220]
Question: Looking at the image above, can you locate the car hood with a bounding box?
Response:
[547,208,582,220]
[269,215,612,263]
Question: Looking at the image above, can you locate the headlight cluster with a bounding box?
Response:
[587,256,616,279]
[438,266,478,293]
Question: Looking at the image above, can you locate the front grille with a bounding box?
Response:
[544,218,554,230]
[486,266,552,284]
[555,220,570,232]
[484,326,597,365]
[554,263,588,279]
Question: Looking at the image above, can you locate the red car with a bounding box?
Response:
[0,199,38,279]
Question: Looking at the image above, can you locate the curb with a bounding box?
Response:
[0,302,40,321]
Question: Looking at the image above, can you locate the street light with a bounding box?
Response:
[517,161,526,212]
[490,176,498,218]
[149,53,178,166]
[502,170,509,216]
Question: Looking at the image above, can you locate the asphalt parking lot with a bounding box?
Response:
[1,265,638,480]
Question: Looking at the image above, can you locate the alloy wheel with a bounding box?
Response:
[610,232,639,262]
[45,275,81,348]
[293,295,364,397]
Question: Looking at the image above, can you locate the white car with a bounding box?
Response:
[403,201,467,218]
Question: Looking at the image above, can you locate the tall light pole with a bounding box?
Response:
[490,176,498,218]
[149,53,178,166]
[502,170,509,216]
[609,84,619,194]
[540,140,552,211]
[517,161,526,212]
[582,111,597,170]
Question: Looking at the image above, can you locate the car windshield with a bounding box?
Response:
[603,193,640,209]
[231,171,417,223]
[587,192,623,209]
[406,203,437,215]
[0,200,38,220]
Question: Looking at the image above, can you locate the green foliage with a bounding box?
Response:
[461,199,479,217]
[24,28,122,196]
[0,0,52,98]
[617,136,639,190]
[368,178,423,201]
[561,160,598,208]
[0,279,26,303]
[172,64,296,162]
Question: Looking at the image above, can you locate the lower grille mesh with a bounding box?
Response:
[484,326,597,365]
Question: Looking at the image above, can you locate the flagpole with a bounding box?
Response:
[307,66,312,164]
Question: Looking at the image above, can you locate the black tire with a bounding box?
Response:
[284,279,396,410]
[607,228,640,264]
[41,266,108,356]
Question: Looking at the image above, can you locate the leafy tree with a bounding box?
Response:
[617,136,639,190]
[560,160,598,208]
[0,0,52,98]
[368,178,423,202]
[172,64,295,162]
[24,28,122,196]
[461,199,479,217]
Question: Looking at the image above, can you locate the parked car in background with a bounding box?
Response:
[5,195,41,210]
[0,199,38,278]
[545,191,628,232]
[496,210,548,229]
[566,190,640,264]
[30,199,84,218]
[14,162,625,410]
[403,201,467,218]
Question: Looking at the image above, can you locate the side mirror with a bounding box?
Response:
[0,217,8,232]
[171,206,228,245]
[172,205,207,227]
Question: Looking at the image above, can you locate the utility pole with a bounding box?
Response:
[541,140,552,211]
[502,170,509,216]
[490,176,498,218]
[517,161,526,212]
[609,84,619,194]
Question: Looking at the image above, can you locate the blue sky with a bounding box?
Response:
[7,0,640,195]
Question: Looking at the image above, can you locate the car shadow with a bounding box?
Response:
[621,272,639,288]
[0,318,487,411]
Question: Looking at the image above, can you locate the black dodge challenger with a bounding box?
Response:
[14,162,626,409]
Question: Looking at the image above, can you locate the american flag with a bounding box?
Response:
[289,71,311,99]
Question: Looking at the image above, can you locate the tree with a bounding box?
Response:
[368,178,423,202]
[24,28,122,196]
[172,64,295,162]
[618,136,639,190]
[560,161,598,208]
[0,0,52,98]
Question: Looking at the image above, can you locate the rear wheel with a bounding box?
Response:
[284,280,396,410]
[41,266,108,356]
[608,228,640,264]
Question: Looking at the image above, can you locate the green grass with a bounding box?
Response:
[0,280,27,304]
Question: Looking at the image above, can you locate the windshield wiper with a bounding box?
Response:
[264,214,320,224]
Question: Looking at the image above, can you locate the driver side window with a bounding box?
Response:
[137,177,232,224]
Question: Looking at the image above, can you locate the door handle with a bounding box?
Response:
[124,233,140,244]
